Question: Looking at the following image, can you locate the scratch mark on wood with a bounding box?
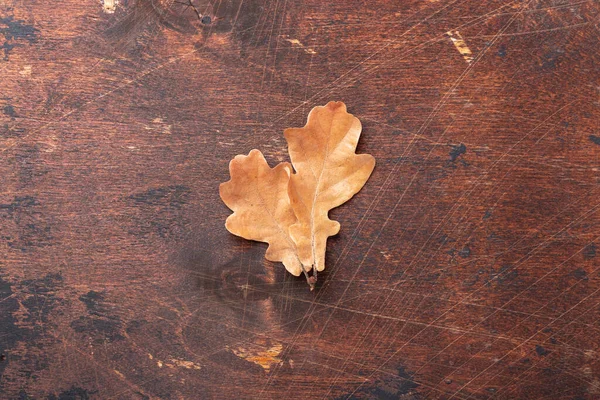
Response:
[19,65,32,76]
[166,358,202,370]
[147,352,201,370]
[114,370,125,378]
[446,30,474,63]
[146,117,172,134]
[102,0,118,14]
[228,340,283,372]
[281,35,317,55]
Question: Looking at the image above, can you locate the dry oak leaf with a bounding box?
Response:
[219,102,375,287]
[219,149,303,276]
[285,101,376,273]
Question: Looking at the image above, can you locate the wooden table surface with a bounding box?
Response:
[1,0,599,398]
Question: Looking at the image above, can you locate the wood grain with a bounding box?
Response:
[1,0,599,398]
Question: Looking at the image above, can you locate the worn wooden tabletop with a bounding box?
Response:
[1,0,599,399]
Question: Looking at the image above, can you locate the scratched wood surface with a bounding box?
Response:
[1,0,599,399]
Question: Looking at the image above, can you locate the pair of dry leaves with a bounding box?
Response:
[219,102,375,289]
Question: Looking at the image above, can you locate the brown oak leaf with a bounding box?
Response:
[285,102,376,274]
[219,102,375,288]
[219,150,302,276]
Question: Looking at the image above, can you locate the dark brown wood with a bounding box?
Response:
[1,0,599,398]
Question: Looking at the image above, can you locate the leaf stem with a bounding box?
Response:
[299,261,316,291]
